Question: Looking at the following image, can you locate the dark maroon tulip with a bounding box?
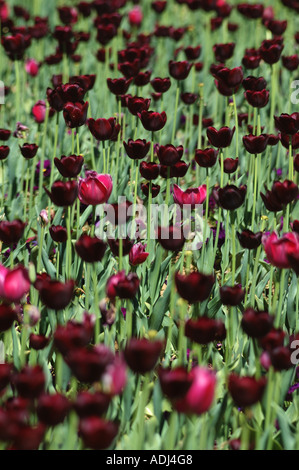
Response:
[77,1,92,17]
[12,365,45,399]
[266,134,279,146]
[118,58,141,78]
[157,144,183,166]
[294,154,299,172]
[65,345,114,383]
[138,110,167,131]
[292,220,299,234]
[87,117,117,141]
[244,89,269,108]
[53,313,95,355]
[215,66,244,91]
[242,76,267,91]
[141,182,160,198]
[195,148,218,168]
[185,317,226,345]
[79,416,119,450]
[259,327,285,352]
[157,225,185,252]
[44,52,63,66]
[215,79,236,97]
[158,366,193,400]
[38,279,75,310]
[58,6,78,25]
[280,131,299,150]
[242,50,261,69]
[175,271,215,303]
[10,422,46,451]
[217,184,247,210]
[223,157,239,174]
[168,60,192,80]
[269,346,293,371]
[108,237,134,257]
[0,129,11,141]
[184,45,201,61]
[0,363,13,392]
[2,33,28,61]
[140,161,159,180]
[127,96,151,116]
[259,38,284,64]
[57,83,86,103]
[274,113,299,135]
[181,92,198,105]
[0,304,19,332]
[37,393,71,426]
[124,337,165,374]
[54,154,84,178]
[241,308,274,338]
[228,373,267,408]
[237,4,264,19]
[0,219,26,245]
[260,187,284,212]
[207,126,235,148]
[44,180,78,207]
[220,285,245,306]
[49,225,68,243]
[213,43,235,62]
[151,1,167,13]
[265,19,287,36]
[123,138,150,160]
[63,101,89,128]
[107,77,133,95]
[106,271,140,299]
[29,334,50,351]
[288,251,299,275]
[160,161,189,178]
[271,180,299,205]
[150,77,171,93]
[46,87,65,112]
[243,134,269,154]
[0,145,10,160]
[134,71,152,87]
[19,143,38,159]
[282,55,299,71]
[75,234,107,263]
[74,391,111,418]
[237,229,262,249]
[69,74,96,92]
[202,117,214,128]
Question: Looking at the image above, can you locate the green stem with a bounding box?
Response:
[251,155,258,231]
[172,83,180,143]
[38,105,50,210]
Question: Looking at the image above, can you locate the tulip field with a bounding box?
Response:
[2,0,299,453]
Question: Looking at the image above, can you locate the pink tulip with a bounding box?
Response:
[102,354,127,396]
[25,59,39,77]
[262,231,299,269]
[173,366,216,415]
[172,184,207,208]
[129,243,149,266]
[0,264,31,303]
[128,6,143,27]
[0,1,9,21]
[78,171,113,206]
[32,100,46,124]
